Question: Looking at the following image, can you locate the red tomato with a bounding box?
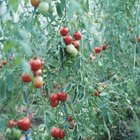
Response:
[70,121,75,129]
[22,72,31,83]
[94,47,101,54]
[36,69,42,76]
[138,37,140,42]
[73,31,82,40]
[60,27,69,36]
[58,92,67,101]
[72,40,80,49]
[50,100,59,107]
[68,116,73,122]
[51,128,61,138]
[8,119,17,128]
[94,90,100,96]
[2,60,7,65]
[33,76,44,88]
[30,0,40,7]
[17,117,30,131]
[50,93,58,102]
[102,44,107,50]
[59,130,65,139]
[63,35,72,45]
[29,58,42,71]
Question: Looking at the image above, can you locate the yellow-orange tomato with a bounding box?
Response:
[30,0,40,7]
[33,76,44,88]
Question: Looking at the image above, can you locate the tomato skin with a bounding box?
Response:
[29,58,42,71]
[17,117,30,131]
[30,0,40,7]
[2,59,7,65]
[94,47,101,54]
[8,119,17,128]
[58,92,67,101]
[73,31,82,40]
[50,100,59,107]
[68,116,73,122]
[12,128,21,139]
[72,40,80,49]
[51,128,61,138]
[102,44,107,51]
[63,35,72,45]
[94,90,100,96]
[22,72,31,83]
[59,130,65,139]
[50,93,58,102]
[33,76,44,88]
[60,27,69,36]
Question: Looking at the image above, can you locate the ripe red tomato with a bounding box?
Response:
[2,59,7,65]
[33,76,44,88]
[30,0,40,7]
[51,128,61,138]
[70,121,75,129]
[68,116,73,122]
[73,31,82,40]
[50,100,59,107]
[17,117,30,131]
[8,119,17,128]
[94,90,100,96]
[59,130,65,139]
[60,27,69,36]
[63,35,72,45]
[36,69,42,76]
[29,58,42,71]
[102,44,107,51]
[50,93,58,102]
[94,47,101,54]
[22,72,31,83]
[72,40,80,49]
[138,37,140,42]
[58,92,67,101]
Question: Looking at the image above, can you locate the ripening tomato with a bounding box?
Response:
[30,0,40,7]
[58,92,67,101]
[60,27,69,36]
[36,69,42,76]
[38,2,49,15]
[8,119,17,128]
[50,100,59,107]
[94,47,101,54]
[59,130,65,139]
[138,37,140,42]
[68,116,73,122]
[22,72,31,83]
[33,76,44,88]
[29,58,42,71]
[73,31,82,40]
[63,35,72,45]
[51,128,61,138]
[72,40,80,49]
[94,90,100,96]
[2,59,7,65]
[50,93,58,102]
[102,44,107,50]
[69,121,75,129]
[17,117,30,131]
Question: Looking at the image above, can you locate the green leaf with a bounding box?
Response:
[0,77,6,101]
[9,0,19,12]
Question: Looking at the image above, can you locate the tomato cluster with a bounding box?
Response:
[50,91,67,107]
[94,44,107,54]
[22,58,44,88]
[68,116,75,129]
[51,127,65,139]
[60,27,82,57]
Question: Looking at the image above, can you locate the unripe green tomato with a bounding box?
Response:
[66,44,78,57]
[88,86,94,93]
[38,2,49,15]
[12,128,21,139]
[5,128,12,137]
